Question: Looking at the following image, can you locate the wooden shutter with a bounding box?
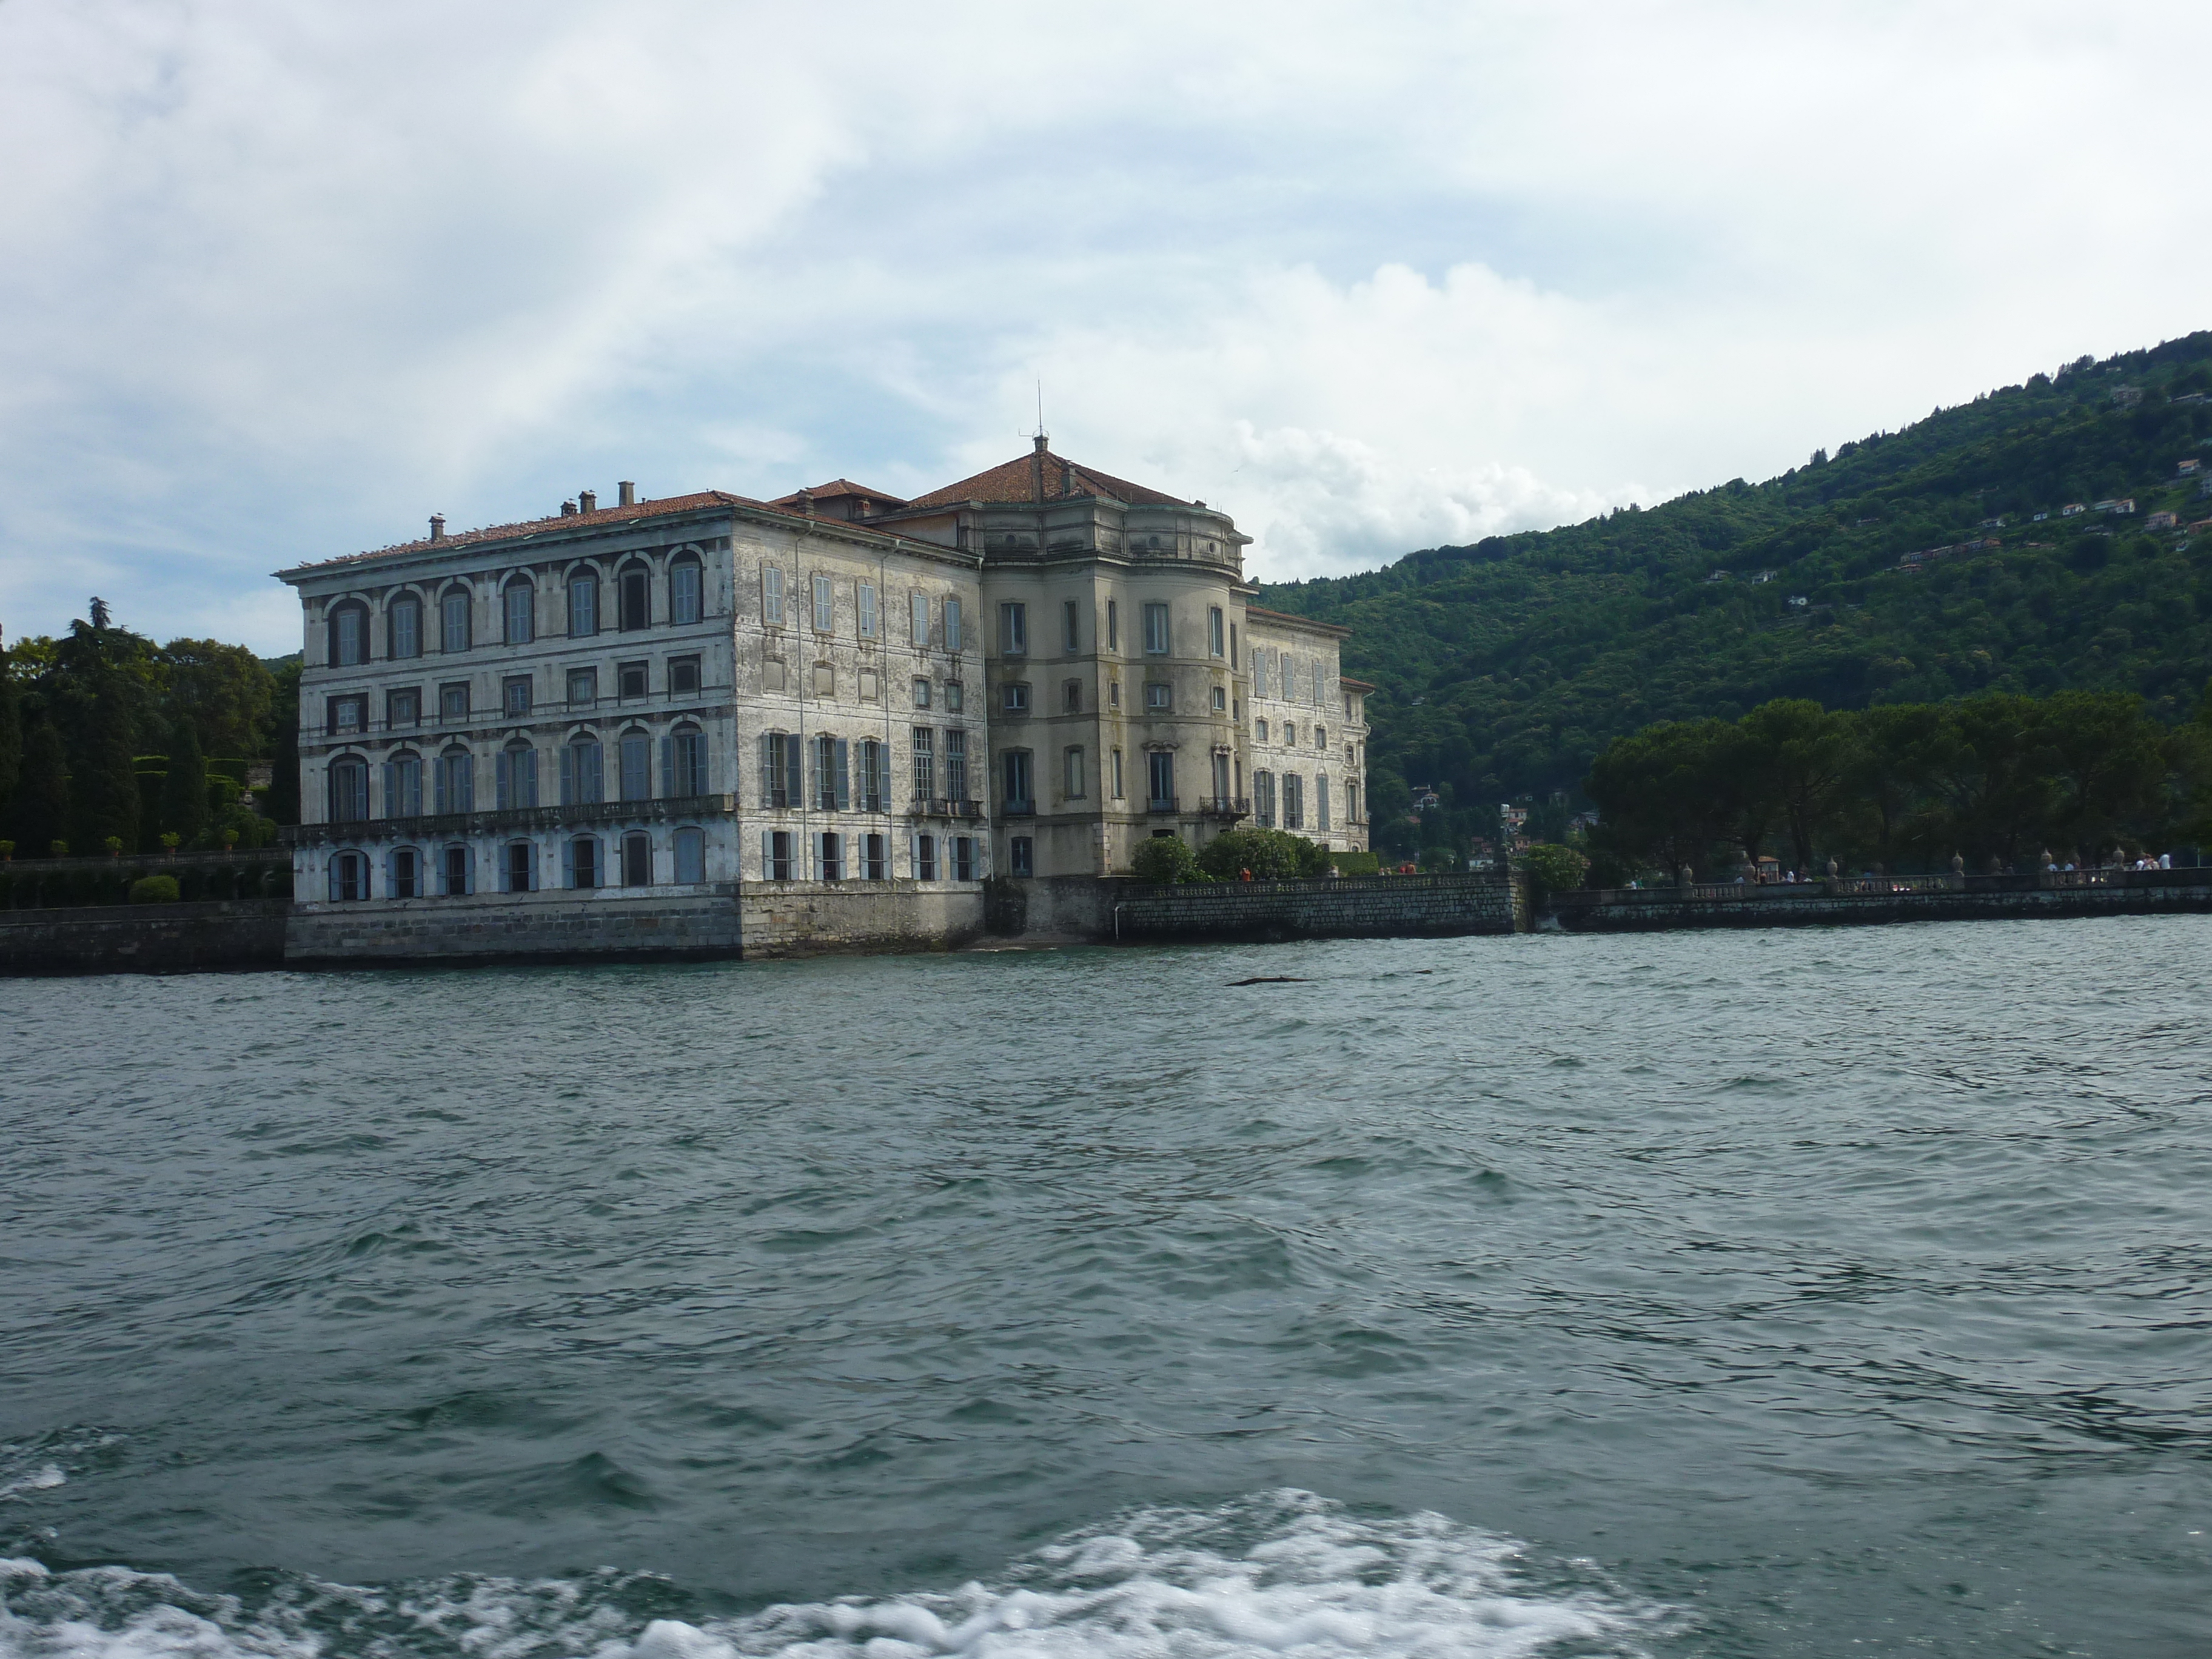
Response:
[560,744,575,806]
[660,736,674,799]
[834,739,850,810]
[585,743,602,803]
[807,736,819,811]
[523,749,538,808]
[495,754,510,810]
[785,734,803,805]
[761,830,773,879]
[759,733,773,807]
[561,838,575,888]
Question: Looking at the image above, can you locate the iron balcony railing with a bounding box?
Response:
[907,798,987,819]
[1196,796,1250,818]
[1147,796,1179,814]
[285,793,736,847]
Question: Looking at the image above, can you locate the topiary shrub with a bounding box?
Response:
[1332,850,1381,877]
[130,874,181,905]
[1130,834,1205,884]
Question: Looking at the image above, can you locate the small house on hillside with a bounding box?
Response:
[2062,503,2087,517]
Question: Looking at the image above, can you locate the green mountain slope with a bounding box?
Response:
[1259,332,2212,831]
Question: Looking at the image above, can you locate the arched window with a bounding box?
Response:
[621,831,652,887]
[618,560,652,631]
[673,826,705,883]
[562,733,604,805]
[503,577,535,644]
[568,567,598,637]
[670,555,703,626]
[383,749,424,818]
[439,585,472,653]
[387,593,423,660]
[440,843,472,896]
[666,722,708,797]
[497,741,539,809]
[328,755,369,822]
[563,834,603,890]
[435,745,475,814]
[389,846,421,899]
[327,600,369,668]
[327,849,370,902]
[503,840,535,893]
[618,728,652,802]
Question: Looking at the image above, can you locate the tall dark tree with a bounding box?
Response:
[263,657,301,825]
[13,719,69,854]
[160,714,209,845]
[69,665,140,851]
[0,638,22,816]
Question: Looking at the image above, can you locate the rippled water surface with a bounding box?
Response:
[5,918,2212,1657]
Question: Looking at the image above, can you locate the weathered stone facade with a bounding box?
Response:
[275,440,1368,960]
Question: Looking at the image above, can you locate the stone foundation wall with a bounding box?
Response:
[288,886,745,964]
[0,900,289,975]
[1550,871,2212,932]
[984,876,1119,940]
[739,882,984,957]
[1110,873,1515,943]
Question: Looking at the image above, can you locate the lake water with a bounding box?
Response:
[3,918,2210,1658]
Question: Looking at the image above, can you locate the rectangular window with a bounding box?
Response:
[570,575,597,637]
[813,574,833,632]
[1145,682,1170,712]
[1003,749,1033,812]
[1010,836,1033,877]
[506,585,534,644]
[568,837,602,890]
[1256,717,1269,742]
[329,763,368,822]
[857,581,877,639]
[856,739,883,813]
[390,600,421,660]
[669,655,701,697]
[622,833,651,887]
[916,833,937,881]
[1316,724,1327,750]
[391,847,419,899]
[999,601,1026,655]
[953,836,974,881]
[1229,622,1238,669]
[620,568,649,631]
[818,831,843,881]
[1106,598,1118,652]
[567,668,596,706]
[328,694,366,736]
[945,728,968,802]
[1063,599,1081,653]
[1211,685,1226,712]
[911,590,931,646]
[620,732,651,801]
[495,746,538,809]
[1255,769,1275,827]
[863,832,886,880]
[439,682,469,723]
[441,590,471,653]
[1143,602,1169,654]
[435,749,474,814]
[1284,772,1304,830]
[1003,682,1028,713]
[1064,679,1082,713]
[335,607,364,666]
[1108,680,1120,709]
[1208,606,1224,657]
[944,598,962,653]
[1255,649,1269,697]
[671,562,702,626]
[945,680,964,712]
[1316,774,1331,831]
[1064,745,1085,800]
[913,677,931,709]
[387,754,423,817]
[1111,748,1124,799]
[1147,751,1175,810]
[811,734,850,811]
[1213,751,1231,804]
[766,829,793,880]
[445,844,473,896]
[763,566,785,626]
[503,676,532,718]
[912,728,935,801]
[618,662,648,700]
[507,842,535,893]
[669,729,708,796]
[762,732,800,809]
[675,826,705,883]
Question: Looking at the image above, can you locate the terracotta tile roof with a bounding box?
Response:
[284,492,756,572]
[1244,604,1351,638]
[905,445,1195,510]
[1339,677,1378,692]
[768,479,910,509]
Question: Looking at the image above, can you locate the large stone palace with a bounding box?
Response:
[278,438,1370,958]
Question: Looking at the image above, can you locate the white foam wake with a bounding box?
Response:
[1,1492,1667,1659]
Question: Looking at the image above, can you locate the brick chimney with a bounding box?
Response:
[618,480,636,507]
[429,514,446,541]
[578,489,597,513]
[561,500,578,515]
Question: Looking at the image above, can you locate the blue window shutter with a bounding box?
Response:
[807,736,819,810]
[880,744,893,813]
[811,831,823,880]
[326,856,340,901]
[586,743,603,803]
[785,734,803,803]
[380,762,393,818]
[834,739,850,810]
[562,839,575,888]
[759,733,772,807]
[524,749,538,808]
[661,737,674,799]
[560,745,574,806]
[495,755,510,810]
[434,760,447,815]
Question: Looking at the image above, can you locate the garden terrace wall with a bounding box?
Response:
[1,851,291,910]
[1110,872,1518,943]
[1547,868,2212,932]
[0,900,289,975]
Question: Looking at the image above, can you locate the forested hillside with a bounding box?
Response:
[1259,331,2212,851]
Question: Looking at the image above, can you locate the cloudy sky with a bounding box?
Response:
[3,1,2207,654]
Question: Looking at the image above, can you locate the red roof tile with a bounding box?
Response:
[905,445,1195,510]
[769,479,911,509]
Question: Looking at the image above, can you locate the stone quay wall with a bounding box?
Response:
[1107,872,1517,944]
[1548,868,2212,933]
[0,899,289,975]
[738,883,985,958]
[287,886,746,965]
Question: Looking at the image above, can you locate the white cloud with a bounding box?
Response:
[0,0,2208,648]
